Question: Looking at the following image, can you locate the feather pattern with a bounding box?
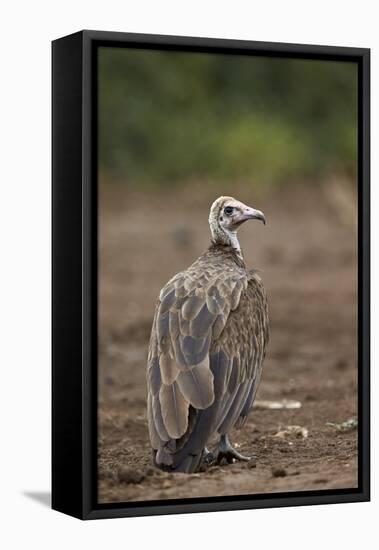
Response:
[159,382,189,439]
[176,360,214,409]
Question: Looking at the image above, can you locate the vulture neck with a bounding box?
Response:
[210,225,244,263]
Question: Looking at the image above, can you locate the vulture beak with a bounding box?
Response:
[239,206,266,225]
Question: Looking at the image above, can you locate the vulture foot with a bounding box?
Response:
[216,435,252,464]
[202,436,253,468]
[202,447,217,466]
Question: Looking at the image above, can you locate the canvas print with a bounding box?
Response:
[97,47,358,504]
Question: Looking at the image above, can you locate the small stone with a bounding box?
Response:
[254,399,302,410]
[272,467,287,478]
[335,358,348,370]
[117,466,145,484]
[326,418,358,432]
[99,465,117,481]
[274,425,308,439]
[245,457,257,469]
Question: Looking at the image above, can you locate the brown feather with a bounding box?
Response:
[159,382,189,439]
[147,356,161,395]
[182,294,204,321]
[159,352,180,385]
[168,309,180,340]
[147,393,161,449]
[190,303,215,338]
[176,359,214,409]
[152,394,170,442]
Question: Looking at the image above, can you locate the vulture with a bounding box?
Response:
[146,196,269,473]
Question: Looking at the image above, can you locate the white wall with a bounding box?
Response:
[0,1,376,548]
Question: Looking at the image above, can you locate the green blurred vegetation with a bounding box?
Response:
[99,47,357,187]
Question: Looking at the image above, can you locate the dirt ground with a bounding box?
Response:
[98,181,358,504]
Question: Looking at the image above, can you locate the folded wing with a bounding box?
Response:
[147,262,268,471]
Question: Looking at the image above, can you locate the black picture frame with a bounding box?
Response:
[52,30,370,520]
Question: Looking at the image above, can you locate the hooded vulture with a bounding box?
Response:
[147,196,269,473]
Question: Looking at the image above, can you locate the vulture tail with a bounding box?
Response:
[153,347,229,473]
[153,399,221,473]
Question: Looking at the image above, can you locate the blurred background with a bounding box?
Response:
[99,48,357,187]
[98,47,358,504]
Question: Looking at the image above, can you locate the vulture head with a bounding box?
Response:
[209,196,266,251]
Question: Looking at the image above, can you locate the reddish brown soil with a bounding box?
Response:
[98,182,358,503]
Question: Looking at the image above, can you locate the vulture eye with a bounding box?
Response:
[224,206,234,215]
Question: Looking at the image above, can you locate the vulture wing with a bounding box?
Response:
[147,259,268,472]
[213,272,269,434]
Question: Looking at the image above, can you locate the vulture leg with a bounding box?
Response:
[202,446,217,466]
[215,434,252,464]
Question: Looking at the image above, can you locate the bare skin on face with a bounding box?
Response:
[209,196,266,256]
